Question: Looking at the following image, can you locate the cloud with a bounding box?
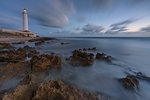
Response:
[29,0,74,28]
[72,0,113,12]
[106,19,137,34]
[82,24,104,33]
[140,25,150,32]
[0,0,74,28]
[110,19,137,27]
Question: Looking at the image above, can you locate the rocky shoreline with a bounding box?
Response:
[0,38,108,100]
[1,37,148,100]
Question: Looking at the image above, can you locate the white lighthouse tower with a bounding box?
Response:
[23,9,29,31]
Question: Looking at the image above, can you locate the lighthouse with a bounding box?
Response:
[23,9,29,31]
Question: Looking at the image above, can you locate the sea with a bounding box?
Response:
[2,37,150,100]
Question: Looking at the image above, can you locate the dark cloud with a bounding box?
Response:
[0,0,74,28]
[110,19,137,27]
[29,0,74,28]
[82,24,104,33]
[140,25,150,32]
[106,19,137,34]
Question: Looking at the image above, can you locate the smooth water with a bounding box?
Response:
[38,37,150,100]
[3,37,150,100]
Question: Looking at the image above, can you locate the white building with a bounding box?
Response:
[23,9,29,31]
[0,9,36,37]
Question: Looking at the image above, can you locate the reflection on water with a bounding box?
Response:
[2,37,150,100]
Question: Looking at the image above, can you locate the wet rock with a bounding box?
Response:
[30,54,62,71]
[83,48,87,51]
[32,80,101,100]
[12,41,25,44]
[130,72,150,82]
[70,50,94,66]
[88,48,91,50]
[35,40,45,46]
[1,78,104,100]
[119,75,139,90]
[92,47,96,50]
[20,74,35,85]
[2,74,35,100]
[96,53,112,61]
[23,45,39,57]
[24,45,33,50]
[0,62,31,87]
[0,48,27,62]
[61,42,65,45]
[61,42,69,45]
[0,43,14,49]
[65,58,70,61]
[96,53,106,59]
[79,49,82,52]
[28,37,55,42]
[105,56,112,61]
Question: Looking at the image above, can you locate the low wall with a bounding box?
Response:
[0,29,36,37]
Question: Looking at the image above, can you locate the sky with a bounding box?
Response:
[0,0,150,37]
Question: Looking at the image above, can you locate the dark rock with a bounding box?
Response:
[32,80,101,100]
[61,42,65,45]
[12,41,25,44]
[0,49,27,62]
[0,62,31,87]
[69,50,94,66]
[2,74,35,100]
[133,72,150,82]
[28,37,55,42]
[79,49,82,52]
[20,74,35,85]
[2,77,103,100]
[96,53,106,59]
[65,58,70,61]
[0,43,14,49]
[83,48,87,51]
[119,75,139,90]
[92,47,96,50]
[88,48,91,50]
[105,56,112,61]
[30,54,62,71]
[23,45,39,57]
[0,45,39,62]
[35,40,45,46]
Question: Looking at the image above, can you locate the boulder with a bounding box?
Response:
[96,53,105,59]
[23,45,39,57]
[0,62,31,86]
[32,80,101,100]
[12,41,25,44]
[96,53,112,61]
[2,74,35,100]
[92,47,96,50]
[30,54,62,71]
[105,56,112,61]
[70,50,94,66]
[35,40,45,46]
[119,75,139,90]
[0,48,27,62]
[83,48,87,51]
[0,43,14,49]
[28,37,55,42]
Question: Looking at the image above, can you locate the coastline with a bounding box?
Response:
[0,37,106,100]
[0,36,37,42]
